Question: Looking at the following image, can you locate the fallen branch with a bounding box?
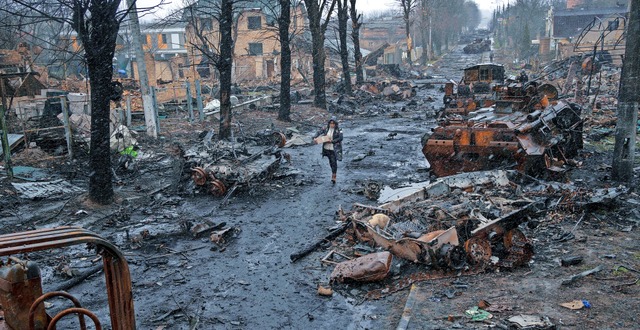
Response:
[612,278,639,290]
[147,245,209,261]
[51,264,103,292]
[290,222,349,262]
[561,265,604,286]
[614,265,640,274]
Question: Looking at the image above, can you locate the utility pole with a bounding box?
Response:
[126,0,158,138]
[612,0,639,182]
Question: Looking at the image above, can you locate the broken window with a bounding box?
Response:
[248,43,263,56]
[479,67,490,81]
[161,34,168,45]
[248,16,262,30]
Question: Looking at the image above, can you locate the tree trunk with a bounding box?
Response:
[337,0,351,95]
[349,0,364,84]
[304,0,333,109]
[278,0,292,121]
[405,13,412,65]
[126,0,157,138]
[612,0,639,182]
[218,0,234,140]
[80,2,121,205]
[418,0,427,65]
[87,59,114,204]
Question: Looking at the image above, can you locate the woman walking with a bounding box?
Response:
[314,117,343,184]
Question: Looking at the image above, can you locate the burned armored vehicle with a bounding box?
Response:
[422,100,583,177]
[463,38,492,54]
[442,64,505,117]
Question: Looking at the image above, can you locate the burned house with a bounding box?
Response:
[128,22,190,84]
[184,1,312,83]
[547,2,628,62]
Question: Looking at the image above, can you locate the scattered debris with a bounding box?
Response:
[561,265,604,285]
[317,285,333,296]
[507,315,555,329]
[561,256,584,267]
[11,179,84,199]
[464,306,492,321]
[209,227,236,245]
[330,251,392,283]
[560,300,589,310]
[290,222,349,262]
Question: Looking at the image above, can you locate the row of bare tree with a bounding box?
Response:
[0,0,368,204]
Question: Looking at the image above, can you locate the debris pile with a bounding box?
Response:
[182,131,287,200]
[300,169,629,300]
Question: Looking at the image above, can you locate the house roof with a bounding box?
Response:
[188,0,304,22]
[553,6,627,39]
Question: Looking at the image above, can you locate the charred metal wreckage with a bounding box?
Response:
[186,130,288,200]
[424,63,584,177]
[317,171,539,298]
[350,171,534,270]
[0,227,135,330]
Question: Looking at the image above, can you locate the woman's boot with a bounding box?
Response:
[331,173,336,184]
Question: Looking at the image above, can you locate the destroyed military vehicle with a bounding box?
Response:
[442,64,505,117]
[424,97,583,178]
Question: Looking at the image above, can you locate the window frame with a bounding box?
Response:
[248,42,263,56]
[248,16,262,30]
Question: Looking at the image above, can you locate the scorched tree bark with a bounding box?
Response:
[278,0,292,121]
[9,0,129,204]
[217,0,234,139]
[349,0,364,84]
[397,0,417,65]
[303,0,337,109]
[336,0,351,95]
[612,0,639,182]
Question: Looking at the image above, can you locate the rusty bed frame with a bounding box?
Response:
[0,226,135,330]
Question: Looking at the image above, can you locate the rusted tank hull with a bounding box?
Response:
[423,101,583,177]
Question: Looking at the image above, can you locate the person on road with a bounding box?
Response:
[314,117,343,184]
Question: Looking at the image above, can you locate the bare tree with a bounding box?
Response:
[418,0,432,65]
[6,0,132,204]
[183,0,242,140]
[126,0,158,138]
[397,0,418,65]
[218,0,234,139]
[257,1,306,121]
[336,0,351,95]
[252,1,308,121]
[612,0,638,181]
[349,0,364,84]
[278,0,293,121]
[303,0,337,109]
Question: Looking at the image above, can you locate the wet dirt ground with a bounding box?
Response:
[1,46,639,329]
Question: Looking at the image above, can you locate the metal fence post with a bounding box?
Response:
[185,82,194,123]
[151,86,160,133]
[60,96,74,159]
[195,80,204,122]
[126,96,132,127]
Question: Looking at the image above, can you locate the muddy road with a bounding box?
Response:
[2,46,639,330]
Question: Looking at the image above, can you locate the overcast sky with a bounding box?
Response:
[136,0,499,20]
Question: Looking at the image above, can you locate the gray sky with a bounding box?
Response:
[136,0,498,20]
